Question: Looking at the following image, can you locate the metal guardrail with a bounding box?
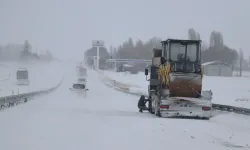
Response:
[100,75,250,116]
[0,78,63,110]
[212,103,250,115]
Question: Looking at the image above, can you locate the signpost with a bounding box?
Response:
[92,40,104,70]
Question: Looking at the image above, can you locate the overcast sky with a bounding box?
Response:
[0,0,249,60]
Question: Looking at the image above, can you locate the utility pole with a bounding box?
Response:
[96,46,100,70]
[239,49,243,77]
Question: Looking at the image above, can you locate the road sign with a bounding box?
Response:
[92,40,104,47]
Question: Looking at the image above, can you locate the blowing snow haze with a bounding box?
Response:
[0,0,249,60]
[1,1,250,149]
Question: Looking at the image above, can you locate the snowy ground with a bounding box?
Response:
[0,63,249,150]
[101,71,250,109]
[0,61,63,97]
[233,70,250,77]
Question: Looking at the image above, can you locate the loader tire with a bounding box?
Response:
[148,100,154,114]
[149,108,155,114]
[154,100,161,117]
[156,111,161,117]
[202,117,210,120]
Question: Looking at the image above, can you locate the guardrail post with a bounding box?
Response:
[24,98,27,103]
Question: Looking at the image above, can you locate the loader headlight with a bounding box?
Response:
[195,64,201,73]
[196,67,200,72]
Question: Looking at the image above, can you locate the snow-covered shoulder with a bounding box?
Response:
[101,70,250,109]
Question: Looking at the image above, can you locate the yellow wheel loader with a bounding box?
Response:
[144,39,213,119]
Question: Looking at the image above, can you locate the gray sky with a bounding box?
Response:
[0,0,249,60]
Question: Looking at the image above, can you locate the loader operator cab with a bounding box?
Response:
[161,39,202,73]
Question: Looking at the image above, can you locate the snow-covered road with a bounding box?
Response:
[0,61,63,97]
[0,63,249,150]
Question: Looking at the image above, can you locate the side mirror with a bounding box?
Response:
[145,68,148,76]
[160,57,166,64]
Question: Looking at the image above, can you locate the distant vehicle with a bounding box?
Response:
[123,64,138,74]
[69,81,89,97]
[16,68,29,85]
[71,83,86,90]
[77,78,87,84]
[77,66,87,77]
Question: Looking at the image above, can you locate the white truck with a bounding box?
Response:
[16,68,29,85]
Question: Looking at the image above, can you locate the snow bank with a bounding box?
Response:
[102,70,250,109]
